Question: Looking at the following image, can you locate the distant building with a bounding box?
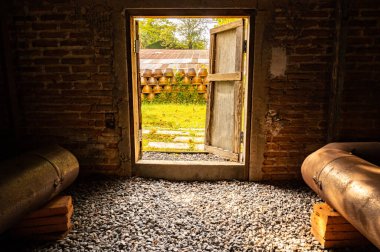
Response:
[140,49,209,71]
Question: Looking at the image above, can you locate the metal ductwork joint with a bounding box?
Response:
[0,145,79,234]
[301,142,380,249]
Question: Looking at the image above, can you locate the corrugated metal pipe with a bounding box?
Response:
[0,145,79,234]
[301,142,380,249]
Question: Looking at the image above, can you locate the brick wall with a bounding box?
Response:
[9,0,120,173]
[0,51,10,136]
[338,1,380,140]
[4,0,380,179]
[262,1,335,180]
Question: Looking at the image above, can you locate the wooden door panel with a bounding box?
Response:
[205,20,244,162]
[210,81,235,152]
[215,29,237,73]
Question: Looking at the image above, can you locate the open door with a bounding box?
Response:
[131,20,142,162]
[205,20,245,162]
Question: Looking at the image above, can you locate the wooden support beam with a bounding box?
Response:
[208,72,242,81]
[327,0,350,142]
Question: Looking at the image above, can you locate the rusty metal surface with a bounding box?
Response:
[301,142,380,249]
[0,145,79,234]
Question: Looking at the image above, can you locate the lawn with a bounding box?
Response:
[141,103,206,152]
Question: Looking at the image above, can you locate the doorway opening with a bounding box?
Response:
[126,9,255,180]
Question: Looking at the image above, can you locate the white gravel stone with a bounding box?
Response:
[1,178,377,252]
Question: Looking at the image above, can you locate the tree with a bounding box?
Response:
[177,19,208,49]
[139,18,180,49]
[139,18,209,50]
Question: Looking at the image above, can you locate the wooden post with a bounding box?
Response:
[327,0,350,142]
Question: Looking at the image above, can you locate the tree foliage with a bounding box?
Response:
[139,18,208,50]
[177,19,208,49]
[139,18,180,49]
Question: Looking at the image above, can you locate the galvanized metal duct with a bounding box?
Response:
[301,142,380,249]
[0,145,79,234]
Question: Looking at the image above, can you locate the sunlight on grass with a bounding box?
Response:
[141,103,206,152]
[142,103,206,129]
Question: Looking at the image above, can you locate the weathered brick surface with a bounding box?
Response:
[262,1,335,180]
[0,58,10,134]
[9,0,119,173]
[3,0,380,179]
[337,1,380,140]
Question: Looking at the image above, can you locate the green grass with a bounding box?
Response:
[141,103,206,152]
[141,103,206,129]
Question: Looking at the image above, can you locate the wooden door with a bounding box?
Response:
[205,20,245,162]
[132,20,142,161]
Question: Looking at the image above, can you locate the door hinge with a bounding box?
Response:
[240,131,244,143]
[243,40,247,53]
[138,129,143,142]
[134,39,140,53]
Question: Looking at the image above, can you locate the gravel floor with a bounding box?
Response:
[1,177,377,252]
[142,152,231,162]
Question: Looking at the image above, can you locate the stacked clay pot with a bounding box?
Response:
[140,67,209,101]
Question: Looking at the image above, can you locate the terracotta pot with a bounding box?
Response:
[158,76,168,84]
[163,85,172,92]
[182,76,191,85]
[141,77,147,85]
[187,68,196,77]
[170,77,177,85]
[197,84,207,93]
[147,93,155,101]
[164,68,174,77]
[188,85,195,92]
[142,69,152,78]
[203,93,208,100]
[198,68,208,77]
[153,69,163,78]
[140,93,145,101]
[142,85,152,94]
[203,77,210,85]
[192,76,202,84]
[176,69,185,77]
[153,84,162,93]
[148,77,157,85]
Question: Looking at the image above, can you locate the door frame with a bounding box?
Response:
[125,9,256,181]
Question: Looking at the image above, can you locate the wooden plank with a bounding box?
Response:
[210,19,243,34]
[311,227,369,248]
[313,202,341,217]
[311,212,355,232]
[24,196,72,219]
[15,205,73,228]
[208,72,241,81]
[126,9,254,18]
[130,18,141,163]
[22,230,71,241]
[233,24,244,155]
[11,221,72,236]
[205,33,216,146]
[135,161,244,181]
[204,145,238,162]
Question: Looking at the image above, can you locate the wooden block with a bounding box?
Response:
[11,220,72,236]
[15,205,73,228]
[25,196,72,219]
[311,212,358,234]
[313,203,347,224]
[311,227,370,248]
[311,202,370,248]
[14,228,71,241]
